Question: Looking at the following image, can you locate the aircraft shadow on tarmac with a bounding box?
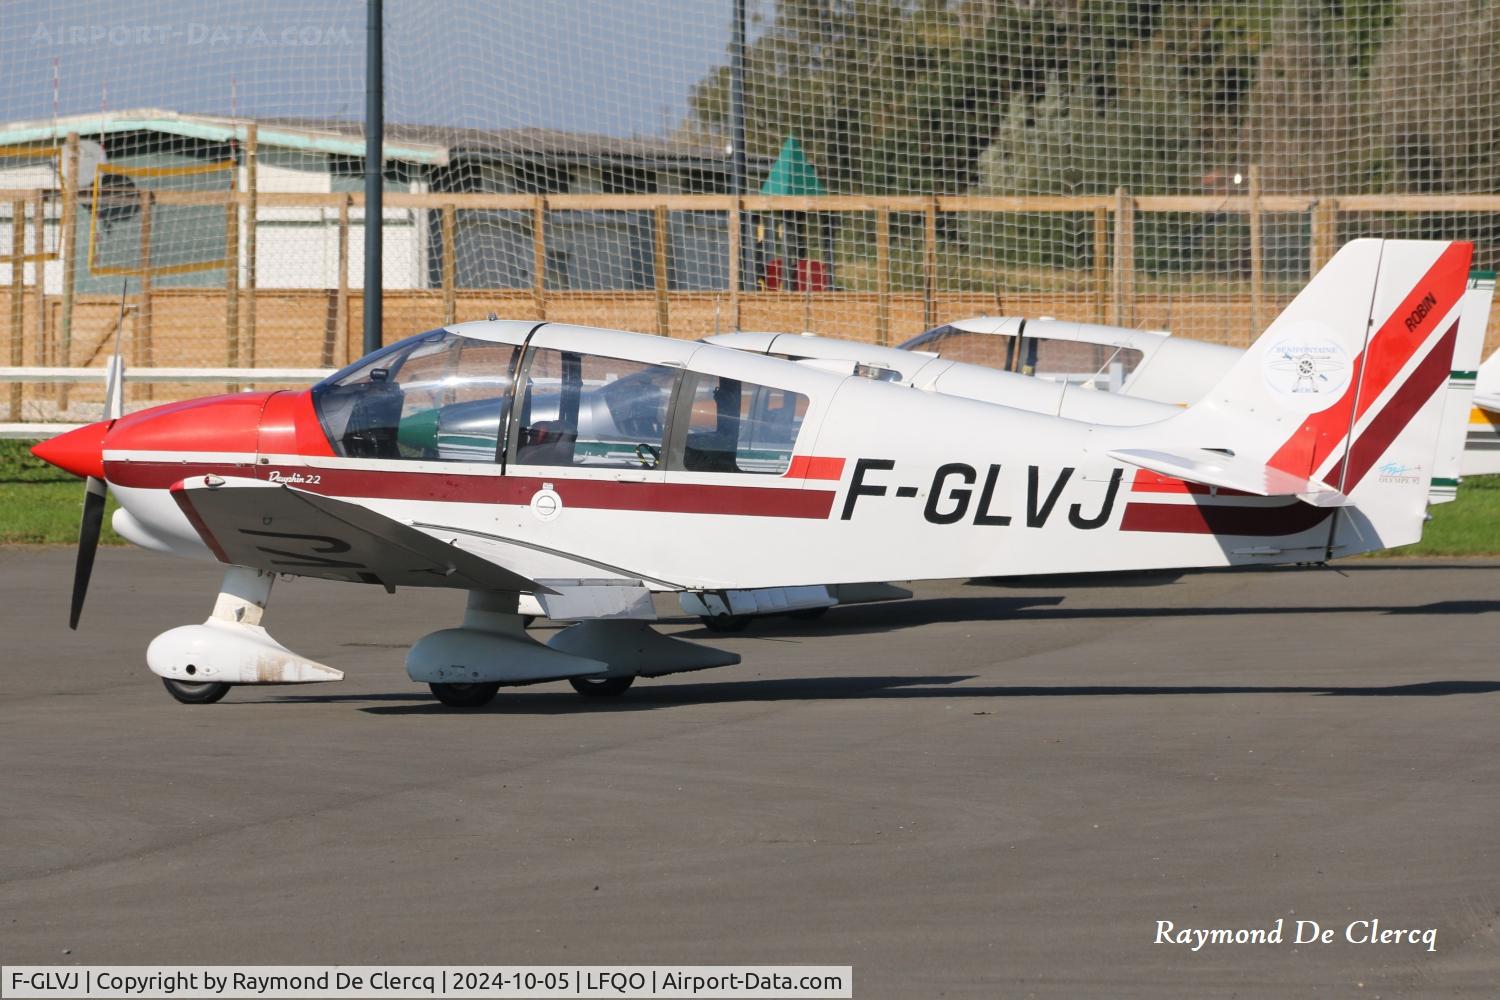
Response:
[248,675,1500,715]
[248,594,1500,713]
[650,596,1500,640]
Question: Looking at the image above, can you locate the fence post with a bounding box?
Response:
[532,195,546,319]
[875,207,891,346]
[441,203,456,325]
[9,200,23,419]
[225,188,239,368]
[727,197,741,331]
[1111,187,1135,327]
[58,132,79,409]
[138,191,154,383]
[33,193,46,366]
[333,194,350,366]
[654,203,671,337]
[1093,204,1108,323]
[1248,164,1263,335]
[923,197,938,330]
[1309,196,1338,278]
[244,124,258,368]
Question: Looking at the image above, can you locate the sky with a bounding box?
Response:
[0,0,745,136]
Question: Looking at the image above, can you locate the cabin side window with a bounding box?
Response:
[313,330,518,462]
[901,325,1145,389]
[1031,341,1145,390]
[510,348,681,469]
[668,372,808,475]
[904,326,1020,370]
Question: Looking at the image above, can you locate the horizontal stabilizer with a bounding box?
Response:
[1475,393,1500,413]
[1107,448,1350,507]
[171,476,549,592]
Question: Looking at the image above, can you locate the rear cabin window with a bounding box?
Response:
[511,348,680,469]
[671,373,808,475]
[903,325,1143,389]
[313,330,518,462]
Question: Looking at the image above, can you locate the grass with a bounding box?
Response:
[0,439,1495,554]
[0,440,123,545]
[1395,473,1500,557]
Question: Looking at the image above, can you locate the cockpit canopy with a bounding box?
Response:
[900,321,1144,390]
[312,328,810,475]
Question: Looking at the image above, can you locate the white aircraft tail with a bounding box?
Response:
[1126,239,1473,555]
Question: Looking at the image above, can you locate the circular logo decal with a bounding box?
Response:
[1261,322,1352,411]
[529,486,563,522]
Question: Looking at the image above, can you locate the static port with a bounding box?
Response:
[185,664,197,675]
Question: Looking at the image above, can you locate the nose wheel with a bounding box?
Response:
[161,678,232,704]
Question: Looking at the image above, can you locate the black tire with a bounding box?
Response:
[428,681,501,708]
[569,675,635,698]
[701,614,751,633]
[161,678,231,704]
[788,606,829,621]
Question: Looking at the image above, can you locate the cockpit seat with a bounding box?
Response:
[683,431,739,473]
[342,381,404,459]
[517,420,578,466]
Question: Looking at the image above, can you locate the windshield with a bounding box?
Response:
[312,330,519,461]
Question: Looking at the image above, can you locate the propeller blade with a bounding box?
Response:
[103,352,124,420]
[105,280,127,419]
[69,477,107,630]
[67,283,126,630]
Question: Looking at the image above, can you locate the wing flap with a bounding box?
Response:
[1107,448,1350,507]
[171,476,549,592]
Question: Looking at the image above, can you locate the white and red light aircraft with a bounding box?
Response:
[32,239,1472,708]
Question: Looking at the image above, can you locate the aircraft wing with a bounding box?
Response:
[1107,448,1350,507]
[170,475,550,593]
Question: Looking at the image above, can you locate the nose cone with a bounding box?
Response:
[31,420,110,480]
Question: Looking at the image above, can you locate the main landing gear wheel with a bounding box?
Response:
[161,678,232,705]
[429,681,501,708]
[700,614,751,633]
[569,675,636,698]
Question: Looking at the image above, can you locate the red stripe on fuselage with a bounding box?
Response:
[786,455,846,481]
[108,460,836,519]
[1120,498,1334,536]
